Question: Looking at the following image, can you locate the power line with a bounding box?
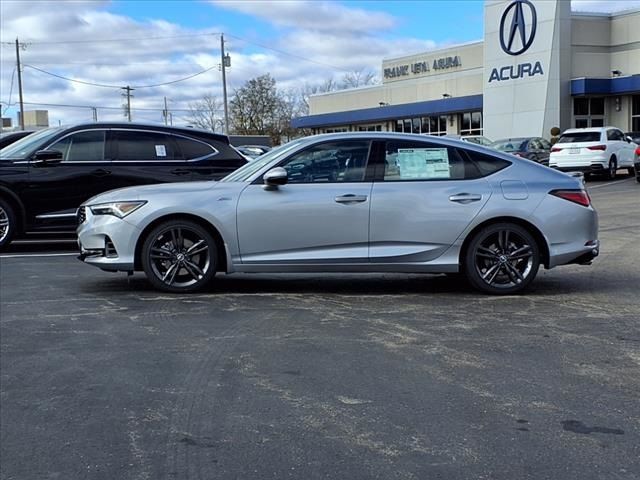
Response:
[1,32,221,46]
[2,67,16,115]
[18,100,195,112]
[23,63,220,89]
[225,33,352,73]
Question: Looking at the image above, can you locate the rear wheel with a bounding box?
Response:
[464,223,540,295]
[141,219,217,293]
[606,157,617,180]
[0,199,16,251]
[628,167,635,177]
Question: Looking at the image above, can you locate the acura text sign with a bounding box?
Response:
[384,56,462,79]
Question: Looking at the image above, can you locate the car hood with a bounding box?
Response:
[83,180,226,205]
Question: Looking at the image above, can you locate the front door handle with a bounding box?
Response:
[335,194,368,204]
[449,193,482,204]
[90,168,111,177]
[171,169,191,176]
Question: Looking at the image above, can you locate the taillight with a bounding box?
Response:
[550,189,591,207]
[550,147,562,153]
[587,145,606,151]
[635,146,640,155]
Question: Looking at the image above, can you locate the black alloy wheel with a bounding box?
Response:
[0,199,16,251]
[465,223,540,294]
[141,219,217,293]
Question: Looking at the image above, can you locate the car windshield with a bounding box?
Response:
[557,132,601,143]
[221,139,306,182]
[0,127,63,159]
[493,139,528,152]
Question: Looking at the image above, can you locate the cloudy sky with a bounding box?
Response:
[1,0,638,127]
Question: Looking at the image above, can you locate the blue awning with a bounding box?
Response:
[571,75,640,96]
[291,94,483,129]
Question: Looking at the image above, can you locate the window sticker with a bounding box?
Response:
[397,148,450,179]
[155,144,167,157]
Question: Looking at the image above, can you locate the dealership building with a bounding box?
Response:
[292,0,640,140]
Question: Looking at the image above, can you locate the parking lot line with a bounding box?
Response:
[588,177,634,189]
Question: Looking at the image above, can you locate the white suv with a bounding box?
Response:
[549,127,636,179]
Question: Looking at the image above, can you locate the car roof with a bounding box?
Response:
[561,127,617,133]
[61,122,230,143]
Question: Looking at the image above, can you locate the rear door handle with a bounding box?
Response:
[90,168,111,177]
[449,193,482,204]
[335,194,368,204]
[171,169,191,176]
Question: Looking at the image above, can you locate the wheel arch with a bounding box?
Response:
[458,216,550,270]
[133,213,229,272]
[0,186,26,235]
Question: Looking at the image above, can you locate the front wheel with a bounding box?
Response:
[141,219,217,293]
[464,223,540,295]
[0,199,17,251]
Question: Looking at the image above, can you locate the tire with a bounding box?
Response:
[464,223,540,295]
[606,157,617,180]
[0,198,17,251]
[141,219,217,293]
[628,167,635,177]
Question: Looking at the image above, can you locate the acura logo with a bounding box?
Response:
[500,0,537,56]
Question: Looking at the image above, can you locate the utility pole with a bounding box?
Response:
[91,107,98,122]
[121,86,134,122]
[15,38,25,130]
[163,96,169,125]
[220,34,230,135]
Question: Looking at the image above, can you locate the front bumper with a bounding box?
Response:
[77,207,140,272]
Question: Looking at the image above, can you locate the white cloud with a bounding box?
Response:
[211,0,397,34]
[571,0,640,12]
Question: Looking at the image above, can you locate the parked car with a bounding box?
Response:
[0,130,35,149]
[234,144,272,159]
[634,143,640,183]
[0,122,247,249]
[548,127,636,179]
[492,137,551,165]
[77,132,599,295]
[625,131,640,145]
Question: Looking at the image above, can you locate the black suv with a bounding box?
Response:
[0,122,248,249]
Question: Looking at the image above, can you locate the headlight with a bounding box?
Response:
[89,201,146,218]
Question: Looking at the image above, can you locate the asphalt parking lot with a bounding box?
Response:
[1,176,638,480]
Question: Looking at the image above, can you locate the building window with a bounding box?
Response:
[392,116,446,135]
[323,127,348,133]
[460,111,483,136]
[632,95,640,131]
[573,97,605,128]
[357,125,382,131]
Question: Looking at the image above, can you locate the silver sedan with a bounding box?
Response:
[77,132,599,294]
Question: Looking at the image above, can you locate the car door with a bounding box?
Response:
[236,139,373,265]
[369,140,494,263]
[613,129,635,167]
[109,129,193,189]
[23,128,112,229]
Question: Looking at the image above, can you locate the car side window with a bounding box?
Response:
[49,130,106,162]
[114,130,180,161]
[383,141,480,181]
[279,140,371,184]
[607,129,622,141]
[175,136,217,160]
[528,138,542,151]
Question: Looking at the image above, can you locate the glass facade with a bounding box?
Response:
[632,95,640,132]
[573,97,604,128]
[393,115,447,135]
[460,111,483,136]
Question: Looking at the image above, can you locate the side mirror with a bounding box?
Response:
[626,136,633,143]
[263,167,288,188]
[33,150,63,166]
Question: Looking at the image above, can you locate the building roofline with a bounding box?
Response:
[381,39,483,64]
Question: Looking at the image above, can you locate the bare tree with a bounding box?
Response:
[341,69,378,89]
[187,94,224,132]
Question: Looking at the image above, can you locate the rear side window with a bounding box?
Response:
[557,132,601,143]
[175,137,217,160]
[114,131,179,161]
[50,130,106,162]
[383,141,493,181]
[460,150,511,177]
